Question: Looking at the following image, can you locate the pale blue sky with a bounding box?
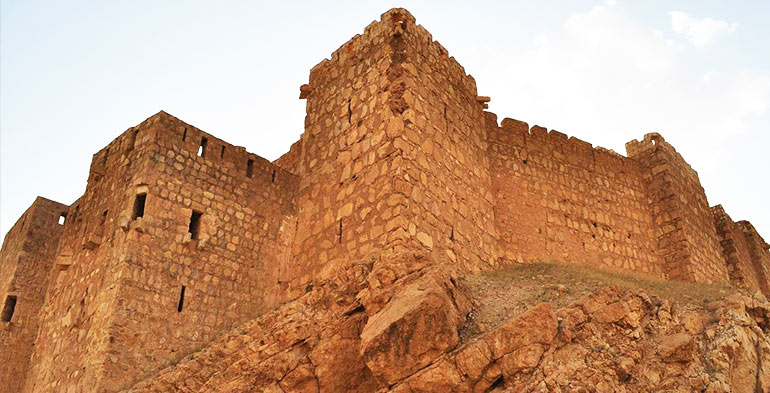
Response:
[2,1,769,241]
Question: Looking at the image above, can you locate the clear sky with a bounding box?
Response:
[1,0,769,242]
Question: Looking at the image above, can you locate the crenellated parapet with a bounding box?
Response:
[487,116,663,276]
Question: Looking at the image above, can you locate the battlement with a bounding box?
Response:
[491,115,636,171]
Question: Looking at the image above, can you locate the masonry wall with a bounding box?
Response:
[394,15,500,272]
[712,205,764,293]
[24,112,298,393]
[276,9,419,293]
[24,117,158,393]
[738,220,770,296]
[627,134,728,283]
[4,7,770,393]
[487,117,664,276]
[101,112,298,390]
[0,197,68,393]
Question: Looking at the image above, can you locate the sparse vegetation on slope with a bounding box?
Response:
[461,262,745,340]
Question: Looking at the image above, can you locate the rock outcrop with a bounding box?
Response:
[127,254,770,392]
[392,286,770,393]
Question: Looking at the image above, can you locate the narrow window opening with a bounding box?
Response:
[189,211,202,240]
[450,226,455,242]
[443,104,448,133]
[182,128,187,141]
[100,210,108,225]
[522,159,528,165]
[132,193,147,220]
[58,214,66,226]
[220,145,226,158]
[338,219,343,244]
[198,137,208,157]
[2,295,17,322]
[271,169,276,183]
[246,159,255,178]
[347,98,352,125]
[177,286,186,312]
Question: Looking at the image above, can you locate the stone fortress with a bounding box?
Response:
[1,8,769,393]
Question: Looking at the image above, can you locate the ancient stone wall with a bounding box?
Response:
[0,197,68,393]
[23,112,299,392]
[738,220,770,296]
[487,117,663,276]
[395,15,500,272]
[712,205,764,293]
[3,7,770,393]
[25,116,165,393]
[627,134,728,283]
[280,10,415,294]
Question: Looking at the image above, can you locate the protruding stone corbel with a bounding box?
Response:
[83,233,102,250]
[56,251,73,271]
[299,84,312,99]
[476,96,490,109]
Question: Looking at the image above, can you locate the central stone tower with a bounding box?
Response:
[274,10,500,294]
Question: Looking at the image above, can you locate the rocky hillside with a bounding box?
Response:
[126,256,770,392]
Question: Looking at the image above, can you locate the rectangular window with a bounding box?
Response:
[177,286,186,312]
[58,214,66,225]
[2,295,17,322]
[132,193,147,220]
[188,210,202,240]
[198,137,208,157]
[246,159,254,178]
[100,210,108,225]
[220,145,226,158]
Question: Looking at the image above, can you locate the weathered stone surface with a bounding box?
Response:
[483,303,558,359]
[1,5,770,393]
[360,268,470,385]
[391,287,770,393]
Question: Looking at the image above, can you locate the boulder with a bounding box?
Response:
[360,268,470,385]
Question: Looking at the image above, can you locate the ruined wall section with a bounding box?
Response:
[487,117,663,276]
[392,16,500,271]
[0,197,67,393]
[737,220,770,296]
[627,134,728,283]
[712,205,763,292]
[283,9,420,292]
[274,139,302,174]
